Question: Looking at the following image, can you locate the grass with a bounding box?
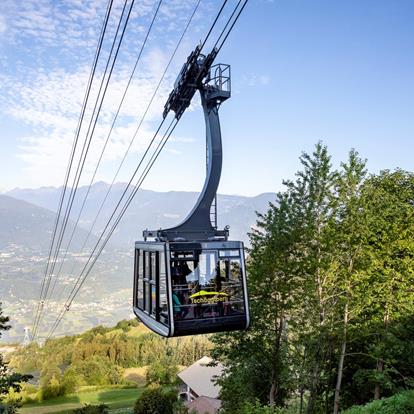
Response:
[20,386,143,414]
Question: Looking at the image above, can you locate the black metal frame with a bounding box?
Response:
[144,46,231,243]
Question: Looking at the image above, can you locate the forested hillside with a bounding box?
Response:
[6,319,210,406]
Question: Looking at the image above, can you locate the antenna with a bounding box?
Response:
[23,327,31,346]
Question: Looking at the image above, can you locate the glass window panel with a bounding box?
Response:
[138,250,144,278]
[198,252,216,287]
[171,250,245,323]
[151,252,156,281]
[137,288,144,309]
[151,284,156,317]
[144,282,151,313]
[230,259,242,281]
[159,252,168,325]
[144,251,150,280]
[219,250,240,258]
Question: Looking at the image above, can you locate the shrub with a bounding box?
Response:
[342,390,414,414]
[39,375,65,400]
[72,404,109,414]
[71,356,124,386]
[0,402,18,414]
[134,387,175,414]
[62,367,79,394]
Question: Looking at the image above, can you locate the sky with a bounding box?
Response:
[0,0,413,197]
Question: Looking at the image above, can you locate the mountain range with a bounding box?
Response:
[5,182,275,248]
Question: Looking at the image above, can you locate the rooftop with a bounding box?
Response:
[178,356,223,399]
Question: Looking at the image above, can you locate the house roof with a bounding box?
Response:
[185,396,222,414]
[178,356,223,399]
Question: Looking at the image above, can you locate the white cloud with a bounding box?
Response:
[0,15,6,34]
[241,73,272,87]
[3,46,192,187]
[0,0,215,188]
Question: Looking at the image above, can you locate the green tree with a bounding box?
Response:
[0,303,31,413]
[72,404,109,414]
[134,387,175,414]
[146,359,178,386]
[330,149,368,414]
[285,143,337,414]
[212,191,301,411]
[212,143,338,412]
[344,170,414,402]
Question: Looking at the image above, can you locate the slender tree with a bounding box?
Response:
[331,150,368,414]
[283,143,337,413]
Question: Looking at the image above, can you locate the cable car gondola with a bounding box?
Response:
[133,46,250,337]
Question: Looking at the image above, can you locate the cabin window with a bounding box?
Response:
[136,250,144,309]
[171,249,245,322]
[150,252,157,317]
[159,251,169,325]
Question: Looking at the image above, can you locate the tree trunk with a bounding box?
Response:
[269,316,284,405]
[333,301,348,414]
[269,379,277,405]
[299,385,305,414]
[374,309,389,399]
[306,348,321,414]
[374,359,384,400]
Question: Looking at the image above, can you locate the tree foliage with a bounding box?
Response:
[212,143,414,413]
[133,387,175,414]
[0,303,32,413]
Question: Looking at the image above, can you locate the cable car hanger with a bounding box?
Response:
[143,45,230,242]
[134,44,250,337]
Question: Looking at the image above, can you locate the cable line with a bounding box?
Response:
[44,0,131,295]
[200,0,228,50]
[213,0,242,49]
[32,0,114,339]
[48,0,163,304]
[34,0,135,339]
[52,0,202,307]
[215,0,249,54]
[47,118,177,339]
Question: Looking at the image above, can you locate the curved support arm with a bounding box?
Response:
[156,89,226,241]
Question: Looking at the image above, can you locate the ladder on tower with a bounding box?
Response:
[207,135,217,229]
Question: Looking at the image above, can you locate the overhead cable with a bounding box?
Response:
[33,0,135,339]
[31,0,115,339]
[52,0,203,309]
[48,0,164,304]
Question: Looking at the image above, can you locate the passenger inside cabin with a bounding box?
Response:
[172,260,192,319]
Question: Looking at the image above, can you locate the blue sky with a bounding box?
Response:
[0,0,413,196]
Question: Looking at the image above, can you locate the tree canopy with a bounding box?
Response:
[212,143,414,414]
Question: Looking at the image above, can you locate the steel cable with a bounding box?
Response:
[32,0,114,338]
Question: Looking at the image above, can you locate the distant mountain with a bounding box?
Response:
[0,194,94,252]
[7,183,275,246]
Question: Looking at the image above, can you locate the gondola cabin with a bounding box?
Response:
[133,46,250,337]
[133,241,249,337]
